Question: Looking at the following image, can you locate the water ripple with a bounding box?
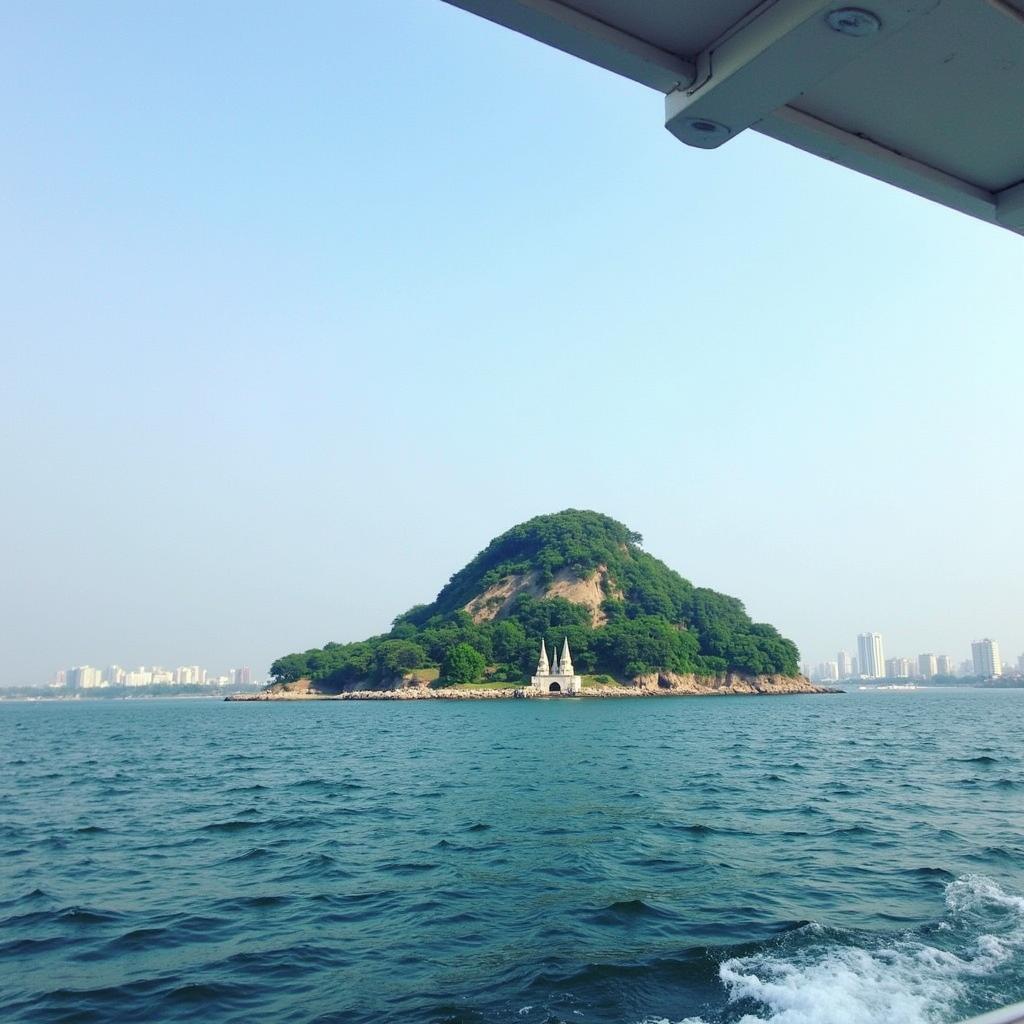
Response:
[1,689,1022,1024]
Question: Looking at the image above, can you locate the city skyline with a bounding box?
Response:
[46,662,258,690]
[808,632,1016,683]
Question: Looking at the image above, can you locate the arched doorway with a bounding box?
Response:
[549,682,561,692]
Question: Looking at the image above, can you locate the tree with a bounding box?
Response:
[269,653,309,683]
[374,640,429,678]
[491,619,527,663]
[441,643,486,684]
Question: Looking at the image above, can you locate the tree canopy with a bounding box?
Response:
[270,509,800,689]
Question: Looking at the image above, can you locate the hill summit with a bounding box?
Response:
[270,510,801,692]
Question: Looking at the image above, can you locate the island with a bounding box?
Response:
[233,510,829,701]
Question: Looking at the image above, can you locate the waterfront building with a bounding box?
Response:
[837,650,853,679]
[857,633,885,679]
[918,653,938,679]
[884,657,912,678]
[936,655,954,676]
[66,666,102,689]
[235,666,252,686]
[530,638,581,694]
[971,639,1002,678]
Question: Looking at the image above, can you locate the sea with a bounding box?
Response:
[1,688,1022,1024]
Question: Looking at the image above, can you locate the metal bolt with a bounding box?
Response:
[682,118,731,141]
[826,8,882,36]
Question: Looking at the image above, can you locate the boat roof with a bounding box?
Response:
[443,0,1024,236]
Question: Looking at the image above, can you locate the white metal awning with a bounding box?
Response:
[442,0,1024,236]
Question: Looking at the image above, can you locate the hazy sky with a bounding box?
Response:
[2,1,1023,685]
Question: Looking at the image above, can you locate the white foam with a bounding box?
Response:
[637,875,1024,1024]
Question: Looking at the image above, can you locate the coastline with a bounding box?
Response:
[226,674,836,702]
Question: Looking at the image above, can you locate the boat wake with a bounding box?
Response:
[642,875,1024,1024]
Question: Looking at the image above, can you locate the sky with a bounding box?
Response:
[2,1,1023,685]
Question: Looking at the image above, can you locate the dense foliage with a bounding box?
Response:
[270,510,800,689]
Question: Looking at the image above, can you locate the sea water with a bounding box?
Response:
[1,688,1022,1024]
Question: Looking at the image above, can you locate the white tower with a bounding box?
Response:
[535,639,550,676]
[560,638,574,676]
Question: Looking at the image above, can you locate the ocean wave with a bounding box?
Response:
[639,875,1024,1024]
[592,899,677,922]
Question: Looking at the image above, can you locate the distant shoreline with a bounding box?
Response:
[226,684,841,703]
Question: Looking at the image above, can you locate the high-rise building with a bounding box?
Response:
[857,633,885,678]
[66,666,101,689]
[918,653,938,679]
[936,655,954,676]
[66,666,102,689]
[837,650,853,679]
[971,639,1002,678]
[885,657,912,678]
[235,666,251,686]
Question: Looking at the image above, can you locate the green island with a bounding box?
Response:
[247,510,825,701]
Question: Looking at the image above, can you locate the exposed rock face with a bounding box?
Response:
[622,672,823,696]
[464,566,621,627]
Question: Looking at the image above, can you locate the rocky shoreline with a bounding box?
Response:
[226,674,836,702]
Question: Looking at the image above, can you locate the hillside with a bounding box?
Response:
[270,510,801,692]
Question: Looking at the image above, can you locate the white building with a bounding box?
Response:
[67,666,102,689]
[530,638,581,694]
[936,655,954,676]
[918,653,938,678]
[857,633,885,679]
[837,650,853,679]
[885,657,912,678]
[971,639,1002,678]
[125,667,153,687]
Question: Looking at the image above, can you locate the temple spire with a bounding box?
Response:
[536,639,550,676]
[560,637,574,676]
